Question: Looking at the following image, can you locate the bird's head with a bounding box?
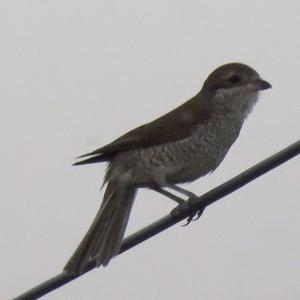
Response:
[201,63,271,118]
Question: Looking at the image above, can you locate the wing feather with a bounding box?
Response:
[74,95,210,165]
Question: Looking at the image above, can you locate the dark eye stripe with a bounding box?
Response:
[229,75,240,84]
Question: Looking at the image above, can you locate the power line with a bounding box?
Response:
[13,140,300,300]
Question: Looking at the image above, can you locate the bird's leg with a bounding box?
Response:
[163,183,198,200]
[165,184,205,225]
[152,187,185,205]
[153,184,203,226]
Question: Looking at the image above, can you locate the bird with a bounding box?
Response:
[64,62,271,274]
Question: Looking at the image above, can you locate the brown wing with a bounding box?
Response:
[74,95,210,165]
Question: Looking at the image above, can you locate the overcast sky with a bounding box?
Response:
[1,1,299,299]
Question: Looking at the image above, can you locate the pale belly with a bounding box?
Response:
[110,118,242,187]
[132,134,235,185]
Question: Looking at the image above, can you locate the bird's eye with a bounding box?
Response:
[229,75,240,84]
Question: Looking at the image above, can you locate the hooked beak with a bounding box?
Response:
[256,79,272,91]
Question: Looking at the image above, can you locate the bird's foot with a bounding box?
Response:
[171,193,204,226]
[182,206,205,226]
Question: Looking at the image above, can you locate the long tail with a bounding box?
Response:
[64,181,136,274]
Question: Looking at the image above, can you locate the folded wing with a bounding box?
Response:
[74,96,210,165]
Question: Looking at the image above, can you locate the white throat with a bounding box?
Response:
[215,87,259,121]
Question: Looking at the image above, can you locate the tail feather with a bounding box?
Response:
[100,190,136,265]
[64,181,136,274]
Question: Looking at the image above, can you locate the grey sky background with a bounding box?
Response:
[1,1,299,299]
